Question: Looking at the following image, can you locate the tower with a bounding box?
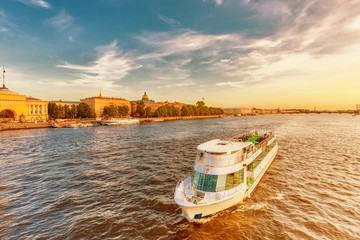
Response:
[2,66,7,89]
[99,79,102,97]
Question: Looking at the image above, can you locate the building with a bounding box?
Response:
[80,90,131,117]
[130,92,185,116]
[0,70,48,121]
[50,99,80,107]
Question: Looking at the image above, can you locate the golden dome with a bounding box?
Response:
[142,92,149,100]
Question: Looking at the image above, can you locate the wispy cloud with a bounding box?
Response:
[158,14,180,27]
[17,0,52,9]
[215,0,223,6]
[45,10,83,41]
[57,41,142,88]
[56,0,360,92]
[46,10,73,32]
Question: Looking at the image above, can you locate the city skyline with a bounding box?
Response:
[1,0,360,110]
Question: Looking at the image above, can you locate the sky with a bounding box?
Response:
[1,0,360,110]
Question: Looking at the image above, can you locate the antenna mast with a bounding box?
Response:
[2,66,5,88]
[2,66,7,89]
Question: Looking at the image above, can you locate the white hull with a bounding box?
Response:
[102,119,139,126]
[175,142,278,221]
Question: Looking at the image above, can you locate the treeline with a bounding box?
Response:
[102,105,130,118]
[48,102,95,120]
[135,101,223,117]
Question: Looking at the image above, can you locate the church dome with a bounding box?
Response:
[142,92,149,100]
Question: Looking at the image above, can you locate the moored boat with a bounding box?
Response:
[101,118,140,126]
[174,130,278,221]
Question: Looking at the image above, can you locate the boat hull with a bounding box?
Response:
[176,142,278,221]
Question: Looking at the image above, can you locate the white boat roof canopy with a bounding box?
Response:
[197,139,252,154]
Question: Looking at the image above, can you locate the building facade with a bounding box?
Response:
[130,92,185,116]
[0,86,48,121]
[80,96,131,117]
[50,99,80,107]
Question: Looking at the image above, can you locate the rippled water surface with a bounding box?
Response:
[1,115,360,239]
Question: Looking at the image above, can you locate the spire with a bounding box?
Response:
[99,79,102,97]
[2,66,7,89]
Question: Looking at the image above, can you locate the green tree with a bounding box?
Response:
[196,101,205,108]
[145,106,152,117]
[154,105,167,117]
[64,104,71,119]
[173,106,181,116]
[57,105,65,119]
[136,101,145,117]
[70,104,78,119]
[103,105,119,117]
[118,105,130,117]
[77,102,94,118]
[181,105,190,116]
[48,102,58,120]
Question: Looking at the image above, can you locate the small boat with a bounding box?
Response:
[174,130,278,221]
[65,123,81,128]
[101,118,140,126]
[150,118,164,122]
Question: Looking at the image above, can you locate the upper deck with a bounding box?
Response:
[197,139,252,154]
[194,131,275,173]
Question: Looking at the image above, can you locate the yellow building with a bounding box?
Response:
[51,99,80,107]
[80,95,131,117]
[130,92,185,116]
[0,86,48,122]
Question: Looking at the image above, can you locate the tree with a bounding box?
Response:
[70,104,78,119]
[136,101,145,117]
[118,105,130,117]
[64,104,71,119]
[57,105,65,119]
[48,102,58,120]
[196,101,205,108]
[154,105,167,117]
[181,105,190,116]
[173,106,181,116]
[145,106,152,117]
[77,102,94,118]
[102,105,119,117]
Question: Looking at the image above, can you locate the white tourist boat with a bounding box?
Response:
[101,118,140,126]
[174,130,278,221]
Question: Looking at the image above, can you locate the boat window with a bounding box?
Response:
[225,173,234,190]
[192,171,200,188]
[192,170,244,192]
[225,169,244,190]
[216,175,226,192]
[202,174,218,192]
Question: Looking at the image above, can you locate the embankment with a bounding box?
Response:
[0,122,51,131]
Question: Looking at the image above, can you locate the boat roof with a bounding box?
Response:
[197,139,252,154]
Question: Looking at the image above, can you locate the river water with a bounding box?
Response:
[0,114,360,239]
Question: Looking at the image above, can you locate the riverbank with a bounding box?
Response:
[0,122,51,131]
[0,115,224,131]
[138,115,223,123]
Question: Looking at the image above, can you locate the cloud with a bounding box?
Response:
[158,79,196,88]
[45,10,83,41]
[57,41,142,87]
[17,0,52,9]
[158,14,181,27]
[46,10,73,32]
[56,0,360,92]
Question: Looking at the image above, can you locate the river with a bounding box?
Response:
[1,114,360,239]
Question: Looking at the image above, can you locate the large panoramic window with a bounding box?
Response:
[192,169,244,192]
[225,169,244,190]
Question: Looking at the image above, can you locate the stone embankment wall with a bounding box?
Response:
[0,122,51,131]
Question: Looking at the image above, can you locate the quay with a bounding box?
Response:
[0,115,223,131]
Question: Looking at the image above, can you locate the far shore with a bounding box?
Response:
[0,115,224,131]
